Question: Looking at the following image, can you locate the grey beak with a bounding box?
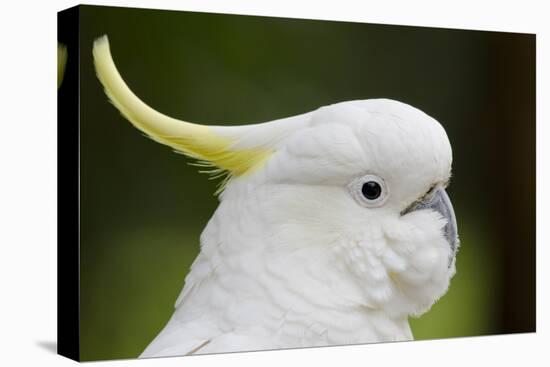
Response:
[402,187,458,265]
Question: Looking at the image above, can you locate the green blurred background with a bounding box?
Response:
[71,5,535,361]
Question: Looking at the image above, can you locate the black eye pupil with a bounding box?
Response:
[362,181,382,200]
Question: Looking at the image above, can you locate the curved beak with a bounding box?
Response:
[402,187,458,266]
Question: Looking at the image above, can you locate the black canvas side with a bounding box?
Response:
[57,5,80,362]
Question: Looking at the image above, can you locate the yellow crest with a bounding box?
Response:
[58,43,67,88]
[93,36,272,191]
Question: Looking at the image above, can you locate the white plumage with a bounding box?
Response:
[93,36,458,358]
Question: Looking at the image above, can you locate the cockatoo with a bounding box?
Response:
[93,35,458,358]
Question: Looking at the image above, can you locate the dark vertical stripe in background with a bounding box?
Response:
[58,5,81,361]
[485,34,535,333]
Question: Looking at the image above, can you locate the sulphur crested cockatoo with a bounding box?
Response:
[93,35,458,358]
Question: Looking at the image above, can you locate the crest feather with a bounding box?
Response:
[92,35,272,183]
[58,43,67,88]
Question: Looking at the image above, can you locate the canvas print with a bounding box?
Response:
[57,5,535,362]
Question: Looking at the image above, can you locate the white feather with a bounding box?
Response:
[139,99,456,358]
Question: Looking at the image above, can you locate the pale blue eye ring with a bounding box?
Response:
[348,174,389,208]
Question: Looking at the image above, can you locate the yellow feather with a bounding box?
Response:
[58,43,67,88]
[92,35,271,180]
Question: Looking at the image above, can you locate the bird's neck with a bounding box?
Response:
[177,198,414,347]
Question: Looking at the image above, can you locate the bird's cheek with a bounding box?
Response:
[382,214,454,284]
[382,238,453,316]
[404,241,450,283]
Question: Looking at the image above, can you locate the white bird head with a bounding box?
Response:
[93,36,458,336]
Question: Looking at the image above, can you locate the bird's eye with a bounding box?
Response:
[362,181,382,200]
[348,174,389,208]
